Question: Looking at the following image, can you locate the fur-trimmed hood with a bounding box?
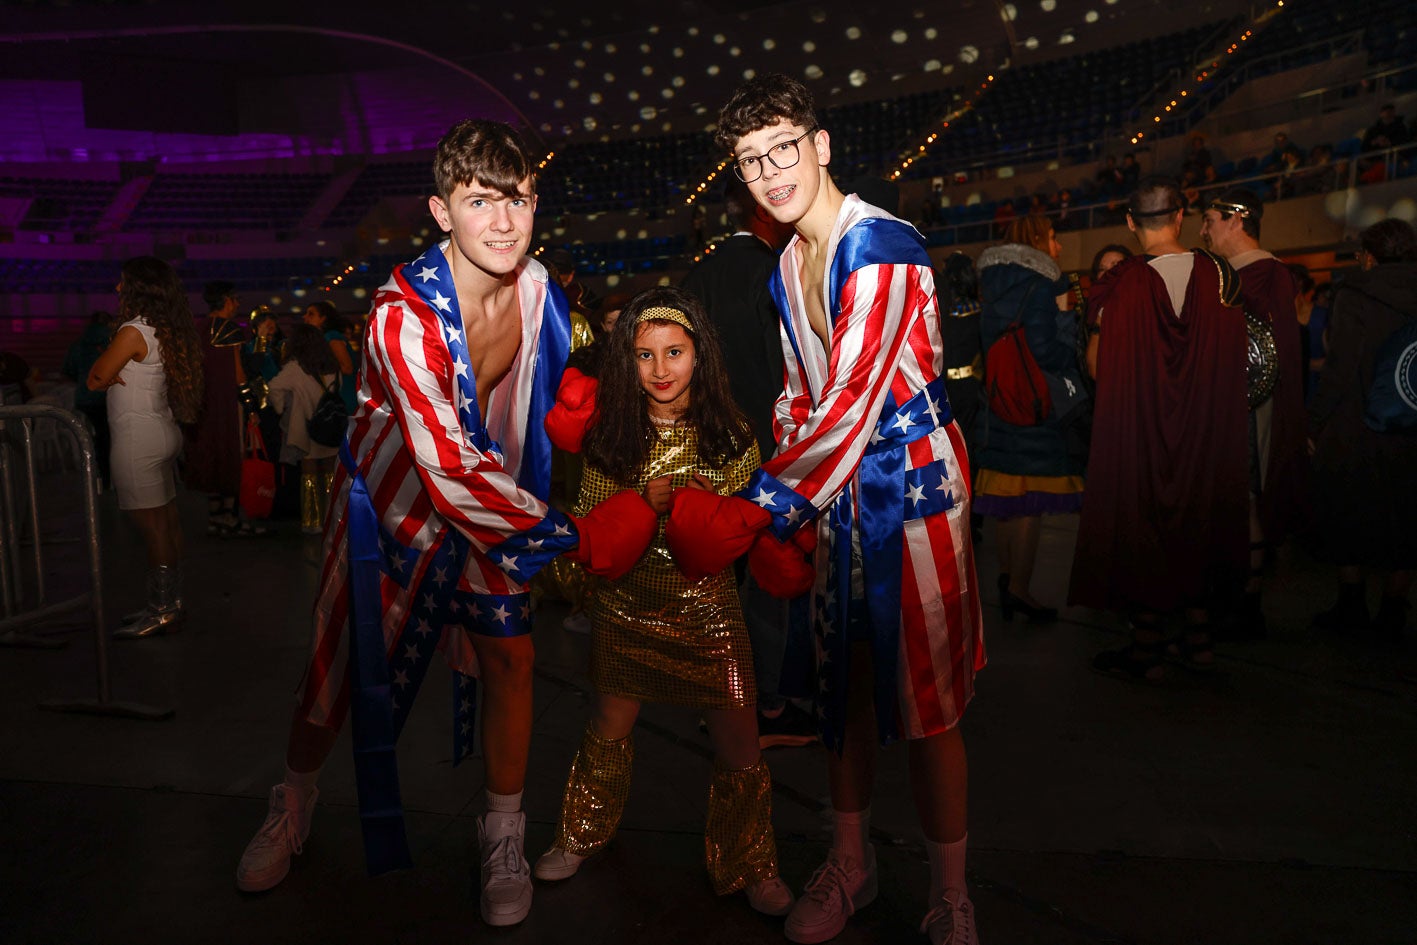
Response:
[977,242,1062,283]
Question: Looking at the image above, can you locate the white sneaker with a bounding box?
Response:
[920,890,979,945]
[235,783,317,892]
[532,845,586,881]
[784,848,878,944]
[746,875,795,916]
[478,811,533,926]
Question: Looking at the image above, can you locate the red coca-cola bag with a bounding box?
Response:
[240,416,277,520]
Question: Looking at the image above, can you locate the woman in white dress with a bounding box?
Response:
[87,257,205,638]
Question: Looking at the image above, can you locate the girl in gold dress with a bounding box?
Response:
[533,286,794,916]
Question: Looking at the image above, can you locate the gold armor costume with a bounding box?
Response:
[552,420,779,894]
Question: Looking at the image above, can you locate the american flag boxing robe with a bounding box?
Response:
[737,195,986,749]
[298,243,577,872]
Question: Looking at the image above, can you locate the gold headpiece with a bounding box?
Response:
[635,305,695,332]
[1207,198,1254,219]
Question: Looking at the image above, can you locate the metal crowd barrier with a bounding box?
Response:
[0,404,172,720]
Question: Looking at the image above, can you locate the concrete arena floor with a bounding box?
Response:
[1,476,1415,945]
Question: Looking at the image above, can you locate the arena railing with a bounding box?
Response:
[1158,31,1370,140]
[0,404,173,721]
[1209,61,1417,139]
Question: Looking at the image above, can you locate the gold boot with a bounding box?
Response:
[705,759,780,896]
[300,473,322,534]
[550,725,634,859]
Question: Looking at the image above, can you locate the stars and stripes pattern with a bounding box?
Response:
[296,241,574,735]
[743,480,815,533]
[749,195,986,745]
[384,532,466,742]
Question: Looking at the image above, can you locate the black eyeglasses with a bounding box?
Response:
[732,128,818,183]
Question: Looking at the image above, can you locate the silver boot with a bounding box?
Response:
[114,565,184,639]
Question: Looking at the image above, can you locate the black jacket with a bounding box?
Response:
[680,234,785,458]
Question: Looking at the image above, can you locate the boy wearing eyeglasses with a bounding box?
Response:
[668,74,985,945]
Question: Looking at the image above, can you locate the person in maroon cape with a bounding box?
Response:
[1074,177,1250,681]
[1200,189,1309,640]
[186,281,262,537]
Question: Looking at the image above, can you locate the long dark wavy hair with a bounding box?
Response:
[582,286,753,486]
[287,324,338,380]
[117,256,205,424]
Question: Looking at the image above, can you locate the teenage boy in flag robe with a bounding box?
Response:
[668,75,986,945]
[235,119,655,929]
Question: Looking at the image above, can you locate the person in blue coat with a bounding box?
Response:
[974,216,1086,622]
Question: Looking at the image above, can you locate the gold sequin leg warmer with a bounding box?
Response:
[705,759,780,895]
[299,473,322,531]
[553,725,634,856]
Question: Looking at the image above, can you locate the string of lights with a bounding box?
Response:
[684,158,731,207]
[1126,1,1286,146]
[889,74,999,181]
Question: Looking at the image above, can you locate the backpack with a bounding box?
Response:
[307,377,349,447]
[1363,315,1417,433]
[985,320,1053,427]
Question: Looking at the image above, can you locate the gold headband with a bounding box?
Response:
[635,305,695,332]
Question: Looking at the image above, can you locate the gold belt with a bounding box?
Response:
[945,364,980,381]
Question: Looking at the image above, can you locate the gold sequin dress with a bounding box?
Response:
[577,420,760,710]
[552,422,779,895]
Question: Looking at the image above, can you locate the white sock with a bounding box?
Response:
[926,834,968,899]
[484,791,525,844]
[486,789,523,814]
[831,807,871,868]
[284,766,320,796]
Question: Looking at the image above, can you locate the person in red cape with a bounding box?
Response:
[186,280,255,536]
[1200,188,1309,640]
[234,120,655,929]
[1074,176,1250,681]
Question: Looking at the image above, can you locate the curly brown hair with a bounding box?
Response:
[714,74,819,154]
[117,256,205,425]
[582,286,754,486]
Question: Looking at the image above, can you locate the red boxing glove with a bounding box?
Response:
[748,530,816,599]
[790,523,818,555]
[567,490,658,580]
[665,487,771,582]
[544,368,600,453]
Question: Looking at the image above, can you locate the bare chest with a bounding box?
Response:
[460,304,522,420]
[796,251,832,353]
